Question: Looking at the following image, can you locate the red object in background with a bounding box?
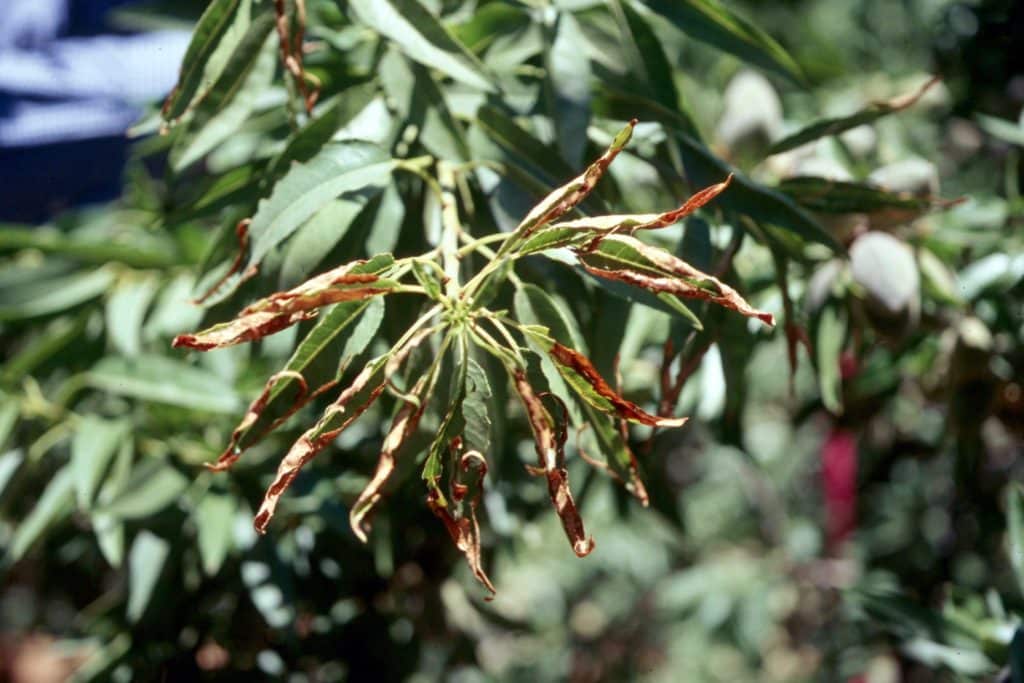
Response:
[822,427,858,551]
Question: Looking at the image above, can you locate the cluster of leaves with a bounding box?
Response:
[1,0,1021,680]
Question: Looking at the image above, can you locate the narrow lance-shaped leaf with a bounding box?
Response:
[210,297,385,471]
[252,326,435,533]
[778,176,964,228]
[195,142,395,304]
[427,448,495,596]
[504,119,637,247]
[518,175,733,255]
[576,235,775,326]
[349,373,431,543]
[768,77,940,155]
[511,369,594,557]
[526,328,689,428]
[646,0,805,85]
[174,255,398,351]
[348,0,495,92]
[161,0,243,124]
[1007,484,1024,596]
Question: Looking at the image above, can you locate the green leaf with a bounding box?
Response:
[195,491,237,576]
[0,312,89,386]
[161,0,244,123]
[265,81,382,179]
[778,176,955,229]
[68,633,131,683]
[546,11,592,166]
[87,355,241,414]
[816,305,844,415]
[768,77,939,155]
[976,113,1024,147]
[105,275,159,356]
[0,449,22,499]
[0,226,181,268]
[228,294,386,455]
[477,105,580,191]
[1008,484,1024,597]
[169,14,277,172]
[348,0,495,92]
[91,440,134,568]
[609,1,684,114]
[6,467,74,564]
[645,0,805,85]
[96,460,189,520]
[0,268,116,322]
[280,198,373,287]
[462,359,492,456]
[228,142,394,293]
[127,530,170,622]
[71,416,129,510]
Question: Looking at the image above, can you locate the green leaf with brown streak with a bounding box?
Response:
[511,368,594,557]
[576,235,775,326]
[252,326,435,533]
[173,256,397,351]
[525,327,688,428]
[518,175,732,255]
[207,296,385,471]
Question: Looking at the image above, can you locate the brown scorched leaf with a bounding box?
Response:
[525,328,689,428]
[512,369,594,557]
[518,175,733,256]
[427,448,495,596]
[174,256,397,351]
[251,327,434,533]
[577,235,775,326]
[348,375,430,543]
[507,119,637,246]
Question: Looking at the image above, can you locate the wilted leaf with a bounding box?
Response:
[210,297,385,470]
[576,235,775,326]
[127,531,170,622]
[428,449,495,595]
[768,77,940,155]
[350,374,430,542]
[520,175,733,254]
[511,369,594,557]
[175,255,397,351]
[252,325,436,533]
[526,328,689,428]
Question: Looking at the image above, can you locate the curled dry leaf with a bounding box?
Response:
[349,376,429,543]
[577,235,775,327]
[252,327,434,533]
[511,119,637,243]
[512,370,594,557]
[174,257,397,351]
[526,328,689,428]
[194,219,255,305]
[273,0,319,113]
[427,448,495,596]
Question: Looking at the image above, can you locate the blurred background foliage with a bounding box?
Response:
[1,0,1022,681]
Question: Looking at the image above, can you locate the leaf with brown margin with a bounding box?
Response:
[173,310,318,351]
[427,448,495,596]
[576,235,775,327]
[517,175,732,255]
[523,327,688,428]
[174,256,397,351]
[252,326,435,533]
[349,374,429,543]
[508,119,637,245]
[511,369,594,557]
[206,298,384,471]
